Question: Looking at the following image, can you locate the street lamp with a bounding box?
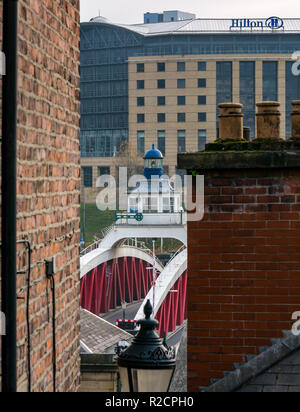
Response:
[117,300,176,393]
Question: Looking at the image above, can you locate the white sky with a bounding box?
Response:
[80,0,300,24]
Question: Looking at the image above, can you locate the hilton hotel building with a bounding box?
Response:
[80,12,300,185]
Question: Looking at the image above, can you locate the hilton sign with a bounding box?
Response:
[231,17,284,30]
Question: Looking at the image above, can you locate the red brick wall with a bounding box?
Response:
[1,0,81,392]
[188,168,300,391]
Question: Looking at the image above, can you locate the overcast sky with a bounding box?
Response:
[80,0,300,24]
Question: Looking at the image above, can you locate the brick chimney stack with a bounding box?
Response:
[218,103,244,140]
[292,100,300,138]
[256,102,281,139]
[178,101,300,392]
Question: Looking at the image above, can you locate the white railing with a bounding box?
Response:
[122,239,164,269]
[80,224,115,257]
[80,227,164,269]
[80,240,101,257]
[165,245,186,267]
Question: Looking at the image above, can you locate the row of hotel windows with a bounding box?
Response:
[137,96,207,106]
[82,164,173,188]
[137,112,207,123]
[137,130,207,156]
[137,78,207,89]
[82,129,208,187]
[137,61,207,73]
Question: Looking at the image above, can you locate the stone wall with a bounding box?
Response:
[80,354,119,393]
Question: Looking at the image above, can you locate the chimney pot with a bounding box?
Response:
[291,100,300,139]
[256,101,281,139]
[218,103,244,140]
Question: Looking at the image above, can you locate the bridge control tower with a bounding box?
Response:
[116,145,186,226]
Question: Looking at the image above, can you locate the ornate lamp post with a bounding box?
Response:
[117,300,176,392]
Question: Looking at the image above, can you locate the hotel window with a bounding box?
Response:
[198,112,207,122]
[263,61,278,101]
[177,130,186,153]
[137,63,144,73]
[157,62,165,72]
[157,79,166,89]
[157,130,166,156]
[198,78,206,88]
[137,80,144,89]
[177,96,186,106]
[216,61,233,132]
[198,96,207,105]
[216,62,232,104]
[198,62,207,71]
[240,62,255,138]
[137,131,145,155]
[157,96,166,106]
[137,97,145,107]
[98,166,110,176]
[286,61,300,137]
[177,79,186,89]
[82,166,93,188]
[177,113,186,122]
[157,113,166,123]
[137,114,145,123]
[177,62,186,72]
[198,130,207,150]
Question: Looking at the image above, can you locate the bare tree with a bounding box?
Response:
[114,141,144,180]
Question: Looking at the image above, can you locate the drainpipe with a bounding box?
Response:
[1,0,19,392]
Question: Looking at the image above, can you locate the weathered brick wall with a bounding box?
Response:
[1,0,81,392]
[187,167,300,391]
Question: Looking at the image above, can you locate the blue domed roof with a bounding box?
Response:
[144,144,163,159]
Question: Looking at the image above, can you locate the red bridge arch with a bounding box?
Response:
[80,256,154,316]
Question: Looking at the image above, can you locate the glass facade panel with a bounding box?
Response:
[177,79,186,89]
[177,96,186,105]
[157,96,166,106]
[240,62,256,138]
[177,130,186,153]
[177,62,186,72]
[137,131,145,155]
[157,62,165,72]
[157,79,166,89]
[157,130,166,155]
[81,130,128,158]
[263,61,278,101]
[98,166,110,176]
[137,80,145,89]
[216,61,233,131]
[137,97,145,106]
[137,114,145,123]
[198,112,207,122]
[198,78,206,88]
[82,167,93,188]
[137,63,144,73]
[198,62,207,71]
[177,113,186,122]
[286,61,300,137]
[157,113,166,123]
[198,96,207,105]
[198,129,207,150]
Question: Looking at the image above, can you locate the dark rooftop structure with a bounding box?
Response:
[80,309,132,354]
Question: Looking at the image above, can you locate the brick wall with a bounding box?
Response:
[1,0,81,392]
[179,150,300,391]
